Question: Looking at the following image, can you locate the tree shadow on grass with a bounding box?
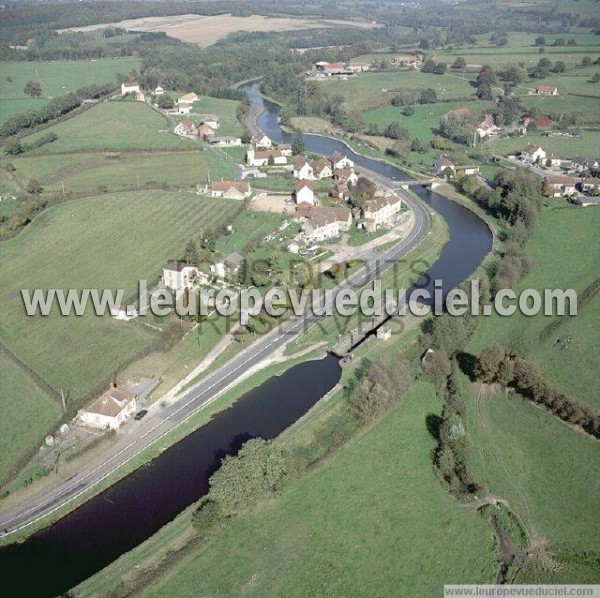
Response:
[456,351,477,381]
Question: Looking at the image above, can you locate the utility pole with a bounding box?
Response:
[60,388,66,412]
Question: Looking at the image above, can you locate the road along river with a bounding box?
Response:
[0,83,492,597]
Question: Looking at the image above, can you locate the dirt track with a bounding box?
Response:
[59,14,379,47]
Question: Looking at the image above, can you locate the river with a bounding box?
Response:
[0,83,492,597]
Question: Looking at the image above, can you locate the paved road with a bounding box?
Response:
[0,177,431,540]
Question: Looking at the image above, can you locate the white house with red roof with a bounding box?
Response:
[121,80,140,95]
[293,180,315,205]
[174,118,197,136]
[78,386,137,431]
[210,181,252,200]
[292,156,315,180]
[246,148,287,167]
[535,85,558,96]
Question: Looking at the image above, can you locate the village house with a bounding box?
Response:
[213,252,244,279]
[347,62,372,73]
[254,134,272,149]
[293,180,315,205]
[78,386,137,431]
[209,136,242,147]
[177,92,199,105]
[312,62,355,77]
[162,260,199,292]
[178,103,192,115]
[576,196,600,207]
[535,85,558,96]
[174,118,197,136]
[521,144,547,164]
[544,174,576,197]
[245,148,288,167]
[392,54,420,68]
[334,168,359,186]
[432,156,456,177]
[197,123,216,139]
[361,193,403,230]
[571,156,599,174]
[292,156,314,180]
[198,115,220,129]
[311,159,333,179]
[330,181,350,201]
[154,86,164,96]
[298,205,352,242]
[121,80,140,95]
[279,144,293,157]
[210,181,252,200]
[545,154,568,168]
[136,90,146,102]
[328,152,354,170]
[455,165,480,177]
[476,114,498,139]
[581,176,600,195]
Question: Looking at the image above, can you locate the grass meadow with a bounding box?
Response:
[462,374,600,582]
[491,130,600,159]
[143,383,494,598]
[0,57,141,125]
[469,208,600,410]
[0,190,240,400]
[20,101,192,153]
[191,96,244,137]
[12,150,236,195]
[318,71,477,112]
[0,353,62,485]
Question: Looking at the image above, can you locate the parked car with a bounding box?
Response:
[134,410,148,421]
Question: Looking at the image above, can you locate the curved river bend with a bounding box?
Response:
[0,84,492,597]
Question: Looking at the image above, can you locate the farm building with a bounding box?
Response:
[78,386,137,431]
[210,181,252,200]
[121,80,140,95]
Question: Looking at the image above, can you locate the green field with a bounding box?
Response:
[143,383,494,597]
[0,191,240,399]
[0,57,141,125]
[470,208,600,410]
[0,354,61,485]
[318,71,476,112]
[20,101,191,153]
[363,99,494,142]
[191,96,243,137]
[462,376,600,581]
[492,130,600,159]
[12,150,236,195]
[430,28,600,69]
[519,94,600,123]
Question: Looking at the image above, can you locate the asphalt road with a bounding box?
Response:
[0,178,431,540]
